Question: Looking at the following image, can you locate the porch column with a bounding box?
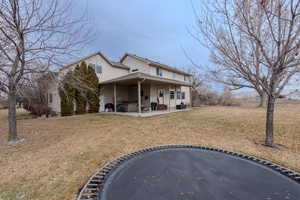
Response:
[138,81,141,114]
[168,85,171,111]
[114,83,117,112]
[179,86,182,102]
[150,83,152,112]
[189,86,192,108]
[175,85,177,107]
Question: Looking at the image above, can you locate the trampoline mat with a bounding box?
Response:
[99,148,300,200]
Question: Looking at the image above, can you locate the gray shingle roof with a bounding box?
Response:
[109,61,130,70]
[60,52,130,71]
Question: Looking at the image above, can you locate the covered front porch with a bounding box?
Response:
[99,72,191,116]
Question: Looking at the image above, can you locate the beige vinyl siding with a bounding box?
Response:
[100,85,113,112]
[49,54,129,114]
[85,55,129,82]
[59,55,128,83]
[122,56,150,74]
[122,55,191,84]
[49,53,192,114]
[149,65,190,83]
[180,86,191,106]
[100,85,130,112]
[122,56,192,108]
[99,84,191,112]
[149,84,191,109]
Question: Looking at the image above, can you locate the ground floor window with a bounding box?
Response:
[181,92,185,100]
[177,91,181,99]
[49,93,53,103]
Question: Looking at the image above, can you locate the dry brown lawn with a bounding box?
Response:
[0,104,299,200]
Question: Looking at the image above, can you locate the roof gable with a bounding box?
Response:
[60,52,129,71]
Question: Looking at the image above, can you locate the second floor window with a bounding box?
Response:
[90,63,102,74]
[184,75,190,82]
[156,67,162,76]
[173,72,176,79]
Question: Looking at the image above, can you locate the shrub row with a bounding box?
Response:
[192,89,240,107]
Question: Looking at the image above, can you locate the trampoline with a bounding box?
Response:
[77,145,300,200]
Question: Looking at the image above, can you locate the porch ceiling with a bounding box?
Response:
[100,72,192,86]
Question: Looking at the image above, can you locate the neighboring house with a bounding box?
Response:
[48,52,192,115]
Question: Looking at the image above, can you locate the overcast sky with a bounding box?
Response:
[70,1,297,95]
[72,0,208,73]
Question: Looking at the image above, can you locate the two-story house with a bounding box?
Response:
[48,52,192,116]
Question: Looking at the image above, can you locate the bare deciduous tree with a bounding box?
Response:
[0,0,91,142]
[188,68,205,91]
[190,1,269,107]
[188,69,206,106]
[193,0,300,147]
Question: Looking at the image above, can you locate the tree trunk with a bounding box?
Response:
[258,92,267,107]
[265,95,275,147]
[8,89,18,141]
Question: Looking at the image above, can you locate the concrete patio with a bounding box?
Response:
[99,108,192,117]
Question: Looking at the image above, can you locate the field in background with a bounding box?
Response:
[0,101,299,200]
[237,98,300,107]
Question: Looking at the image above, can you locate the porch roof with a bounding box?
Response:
[100,72,192,86]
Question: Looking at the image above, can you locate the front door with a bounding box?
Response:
[158,88,164,104]
[169,89,176,109]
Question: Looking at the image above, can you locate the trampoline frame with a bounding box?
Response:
[76,145,300,200]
